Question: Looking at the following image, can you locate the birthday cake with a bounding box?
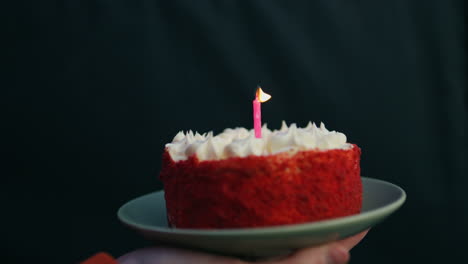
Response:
[159,122,362,229]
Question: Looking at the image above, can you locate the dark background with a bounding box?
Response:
[7,1,467,263]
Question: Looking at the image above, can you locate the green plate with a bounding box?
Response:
[118,177,406,258]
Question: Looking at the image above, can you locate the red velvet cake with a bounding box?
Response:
[159,122,362,229]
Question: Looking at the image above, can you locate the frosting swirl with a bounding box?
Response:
[165,122,351,161]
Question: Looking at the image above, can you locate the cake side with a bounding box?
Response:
[160,144,361,229]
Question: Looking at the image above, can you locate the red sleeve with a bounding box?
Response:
[80,252,118,264]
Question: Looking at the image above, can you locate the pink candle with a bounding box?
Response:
[253,87,271,138]
[253,98,262,138]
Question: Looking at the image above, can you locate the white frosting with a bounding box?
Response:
[165,121,351,162]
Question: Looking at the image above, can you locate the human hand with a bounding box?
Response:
[118,230,368,264]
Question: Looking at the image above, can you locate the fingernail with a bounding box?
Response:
[326,246,350,264]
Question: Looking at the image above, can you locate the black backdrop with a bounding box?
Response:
[7,1,467,263]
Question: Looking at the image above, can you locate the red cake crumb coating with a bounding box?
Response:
[159,144,362,229]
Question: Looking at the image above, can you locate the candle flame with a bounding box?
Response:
[256,87,271,103]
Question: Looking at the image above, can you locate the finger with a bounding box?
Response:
[260,244,349,264]
[118,247,246,264]
[337,229,369,250]
[256,230,368,264]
